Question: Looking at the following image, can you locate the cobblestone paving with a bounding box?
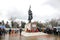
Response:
[0,33,60,40]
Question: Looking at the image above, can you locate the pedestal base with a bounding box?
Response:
[22,31,48,37]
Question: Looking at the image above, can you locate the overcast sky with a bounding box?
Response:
[0,0,60,23]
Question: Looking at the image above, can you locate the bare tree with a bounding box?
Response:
[49,19,58,27]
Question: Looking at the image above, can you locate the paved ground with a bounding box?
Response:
[0,33,60,40]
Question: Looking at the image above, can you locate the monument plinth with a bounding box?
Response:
[25,22,39,32]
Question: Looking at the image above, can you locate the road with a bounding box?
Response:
[0,33,60,40]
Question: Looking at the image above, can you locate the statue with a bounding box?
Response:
[28,5,33,23]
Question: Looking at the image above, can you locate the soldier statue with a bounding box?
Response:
[28,6,33,23]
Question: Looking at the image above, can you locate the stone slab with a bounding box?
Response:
[21,31,48,37]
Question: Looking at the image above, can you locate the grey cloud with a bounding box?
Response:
[6,0,60,22]
[7,7,28,20]
[41,0,60,19]
[43,0,60,10]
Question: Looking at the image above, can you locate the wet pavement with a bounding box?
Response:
[0,33,60,40]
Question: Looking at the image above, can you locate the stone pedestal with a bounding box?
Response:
[25,23,31,32]
[25,22,39,32]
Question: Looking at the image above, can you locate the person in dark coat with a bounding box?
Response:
[2,29,6,35]
[0,28,2,35]
[20,28,22,36]
[9,29,11,34]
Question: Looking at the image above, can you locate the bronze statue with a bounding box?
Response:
[28,6,33,23]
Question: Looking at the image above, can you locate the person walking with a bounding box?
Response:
[20,28,22,36]
[0,28,2,35]
[9,29,11,34]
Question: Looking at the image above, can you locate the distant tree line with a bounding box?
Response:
[44,18,60,27]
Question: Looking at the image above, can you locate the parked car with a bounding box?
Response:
[53,26,60,35]
[44,27,53,34]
